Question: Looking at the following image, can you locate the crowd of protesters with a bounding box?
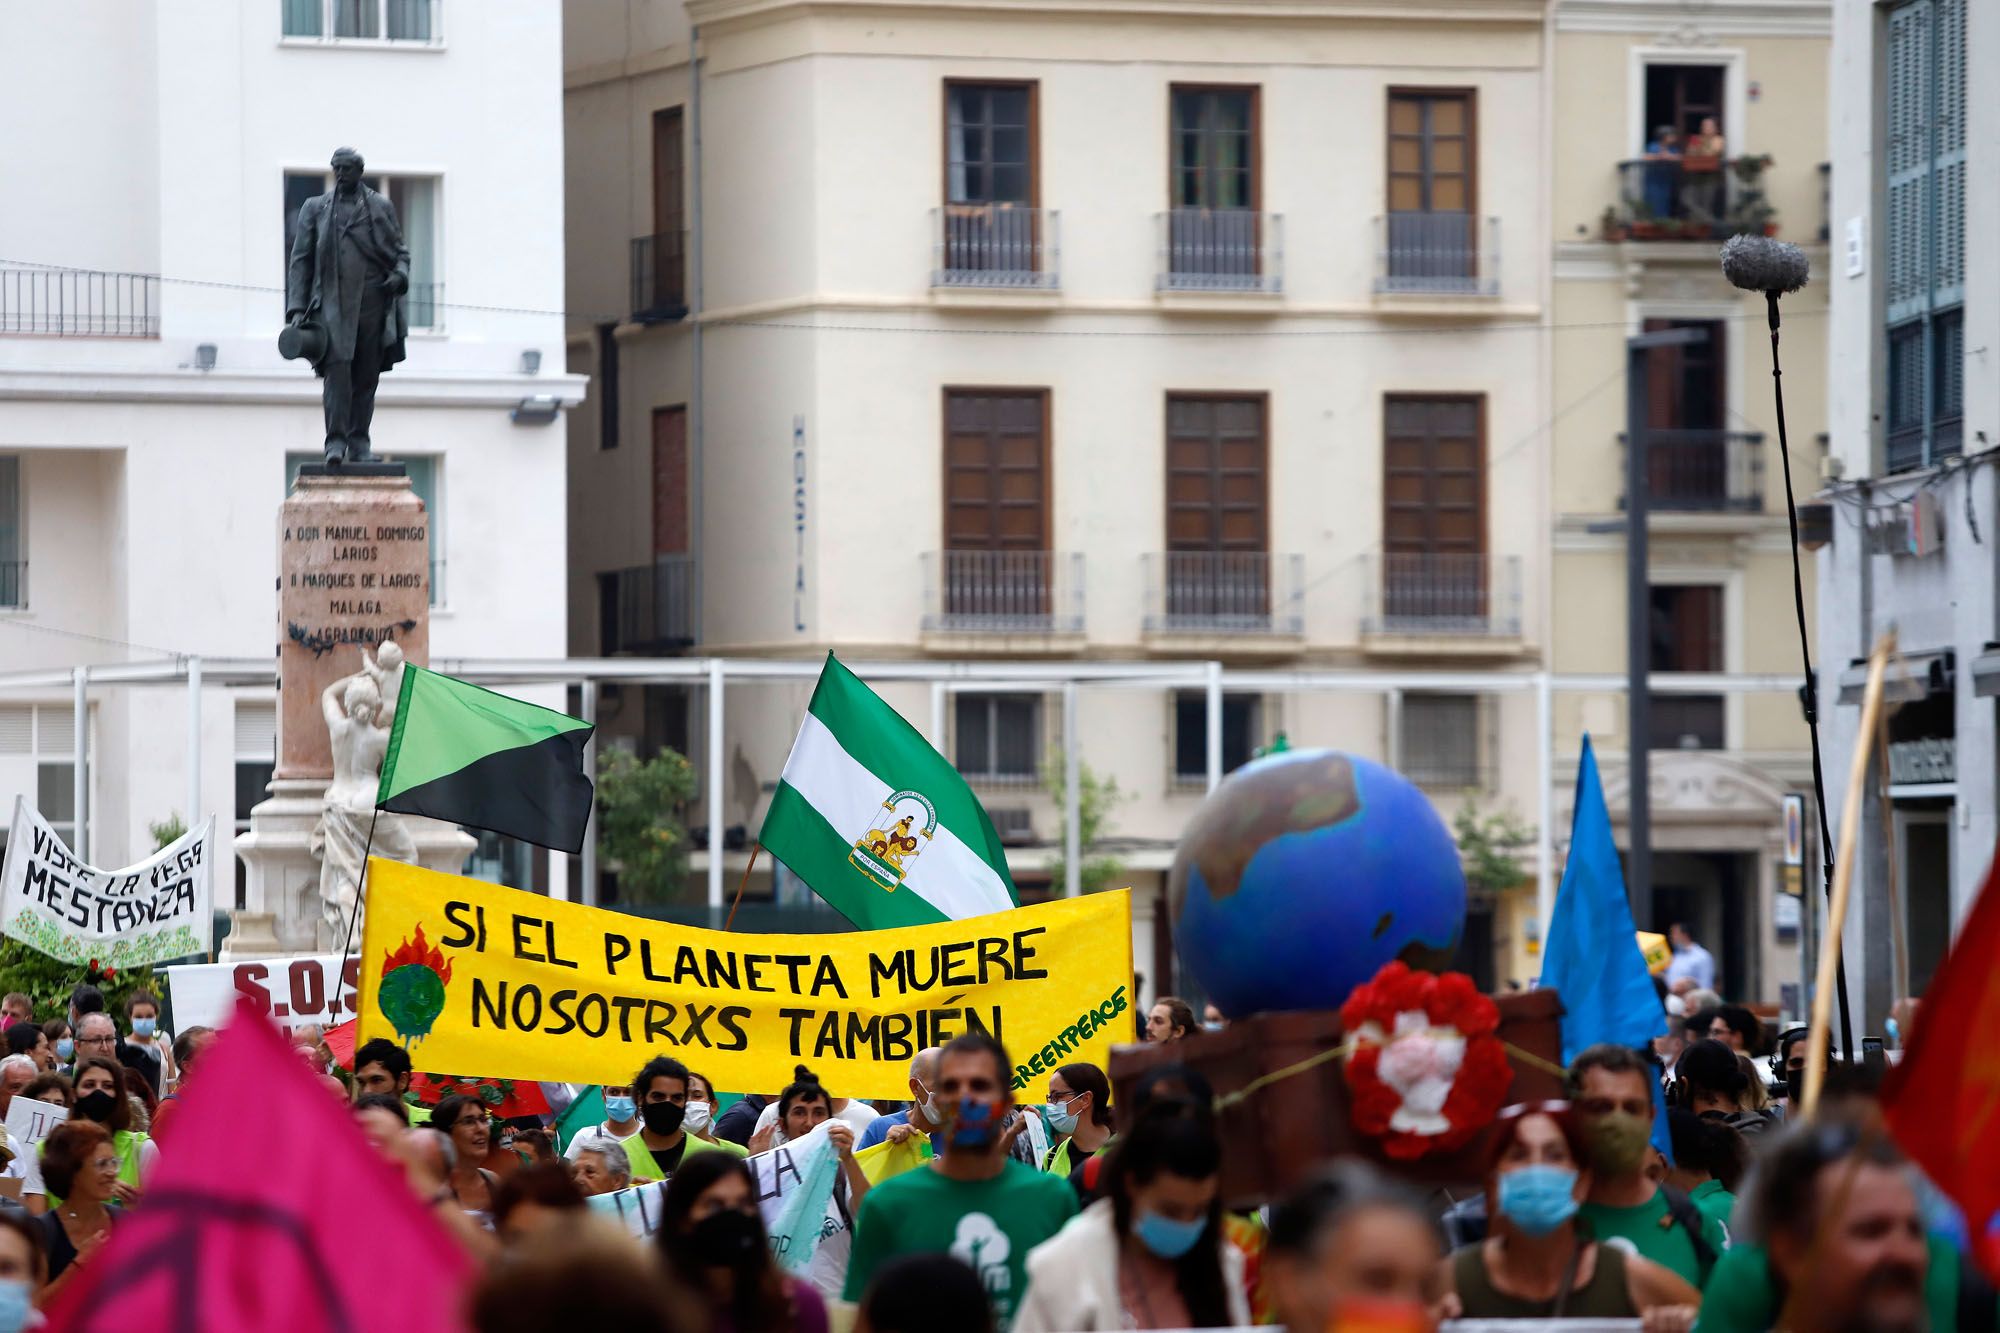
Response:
[0,930,1966,1333]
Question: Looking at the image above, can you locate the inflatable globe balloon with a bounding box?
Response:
[1168,748,1467,1018]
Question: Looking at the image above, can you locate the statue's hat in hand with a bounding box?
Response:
[278,318,328,364]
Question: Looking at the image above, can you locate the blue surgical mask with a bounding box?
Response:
[0,1278,30,1333]
[949,1100,996,1150]
[55,1038,73,1062]
[132,1018,157,1038]
[1886,1017,1901,1045]
[1042,1097,1080,1137]
[1497,1164,1581,1237]
[1134,1209,1208,1260]
[604,1094,637,1122]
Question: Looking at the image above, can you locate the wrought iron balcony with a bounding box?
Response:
[1142,551,1302,635]
[1619,430,1766,512]
[932,205,1059,290]
[602,555,696,653]
[1362,552,1522,637]
[1609,155,1778,241]
[1374,213,1499,296]
[0,267,158,337]
[922,551,1083,634]
[630,232,688,323]
[1157,210,1282,294]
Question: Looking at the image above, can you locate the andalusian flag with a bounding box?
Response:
[376,666,595,854]
[760,654,1018,929]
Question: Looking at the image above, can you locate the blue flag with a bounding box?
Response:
[1541,736,1671,1156]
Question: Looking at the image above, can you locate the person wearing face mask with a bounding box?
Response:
[860,1048,945,1152]
[0,1211,45,1333]
[681,1071,748,1158]
[1568,1045,1725,1288]
[38,1024,69,1076]
[118,991,171,1095]
[1014,1105,1244,1330]
[659,1150,830,1333]
[1039,1062,1113,1180]
[63,1057,155,1207]
[564,1080,661,1178]
[1438,1102,1698,1323]
[633,1055,741,1177]
[843,1033,1078,1328]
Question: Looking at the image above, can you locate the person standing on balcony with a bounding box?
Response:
[1643,126,1684,221]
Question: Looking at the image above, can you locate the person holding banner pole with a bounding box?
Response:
[658,1150,831,1333]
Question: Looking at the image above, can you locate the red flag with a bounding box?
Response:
[323,1019,550,1119]
[44,1002,473,1333]
[1883,850,2000,1283]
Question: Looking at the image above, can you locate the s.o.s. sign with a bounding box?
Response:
[163,955,358,1034]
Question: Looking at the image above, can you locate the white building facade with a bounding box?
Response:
[0,0,580,904]
[1818,0,1997,1029]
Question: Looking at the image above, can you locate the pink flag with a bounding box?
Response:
[45,1001,473,1333]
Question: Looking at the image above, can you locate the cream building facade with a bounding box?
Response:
[564,0,1560,993]
[1544,0,1831,1007]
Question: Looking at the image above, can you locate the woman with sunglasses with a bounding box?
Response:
[1438,1102,1700,1326]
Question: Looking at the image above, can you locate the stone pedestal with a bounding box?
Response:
[228,470,471,960]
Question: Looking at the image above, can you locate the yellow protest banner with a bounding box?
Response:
[356,858,1134,1100]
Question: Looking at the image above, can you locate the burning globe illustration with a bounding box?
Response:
[379,925,454,1049]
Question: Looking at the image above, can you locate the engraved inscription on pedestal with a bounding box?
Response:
[277,474,429,780]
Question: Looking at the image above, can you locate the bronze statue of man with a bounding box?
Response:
[284,147,411,464]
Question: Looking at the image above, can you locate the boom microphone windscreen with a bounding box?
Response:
[1720,234,1810,295]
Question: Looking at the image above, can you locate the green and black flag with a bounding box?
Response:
[376,666,595,853]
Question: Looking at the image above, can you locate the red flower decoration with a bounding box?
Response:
[1339,961,1512,1160]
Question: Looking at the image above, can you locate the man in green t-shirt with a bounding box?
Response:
[844,1031,1078,1326]
[1570,1044,1729,1287]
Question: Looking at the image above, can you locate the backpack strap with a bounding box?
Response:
[1657,1184,1719,1279]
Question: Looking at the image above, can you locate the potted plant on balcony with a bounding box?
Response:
[1598,206,1628,243]
[1726,153,1779,238]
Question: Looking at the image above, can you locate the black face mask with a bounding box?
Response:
[76,1090,119,1124]
[689,1208,764,1268]
[641,1100,686,1137]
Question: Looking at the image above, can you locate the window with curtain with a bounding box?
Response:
[282,171,442,329]
[1171,88,1256,210]
[954,694,1041,785]
[282,0,435,42]
[0,456,19,608]
[1402,694,1483,789]
[946,84,1033,206]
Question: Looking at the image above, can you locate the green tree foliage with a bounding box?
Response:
[1044,753,1127,895]
[1452,805,1536,896]
[596,747,700,903]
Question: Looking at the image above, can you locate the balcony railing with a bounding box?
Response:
[0,268,158,338]
[604,555,697,653]
[630,232,688,323]
[1143,551,1302,634]
[282,0,442,42]
[1619,430,1766,512]
[1362,552,1522,637]
[922,550,1083,634]
[0,562,23,609]
[932,206,1059,290]
[1374,213,1499,296]
[1610,156,1776,241]
[1157,210,1282,293]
